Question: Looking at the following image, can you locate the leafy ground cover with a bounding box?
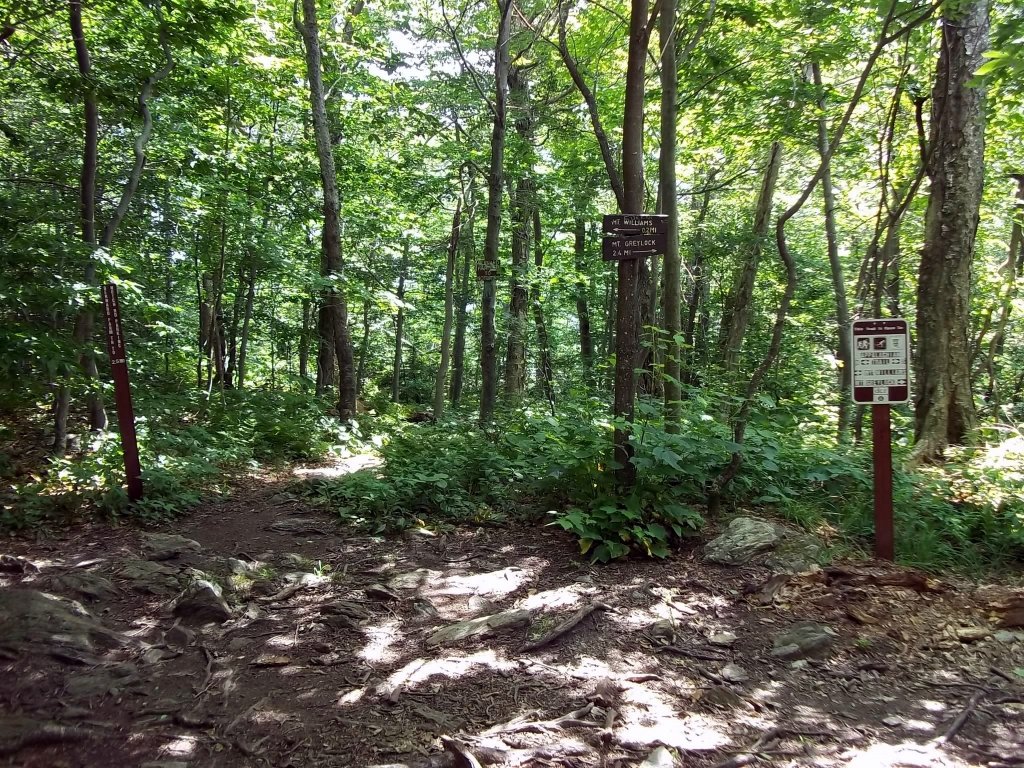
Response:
[4,394,1024,575]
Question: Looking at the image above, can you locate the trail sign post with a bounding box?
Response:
[101,283,143,502]
[603,213,667,486]
[851,318,910,561]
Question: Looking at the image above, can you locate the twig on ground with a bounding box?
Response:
[935,688,987,744]
[259,581,305,603]
[655,644,729,662]
[194,645,215,698]
[522,601,615,652]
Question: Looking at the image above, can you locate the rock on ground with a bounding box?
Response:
[142,532,202,561]
[172,580,232,625]
[45,571,120,601]
[704,517,781,565]
[771,621,837,660]
[0,589,129,655]
[115,560,181,594]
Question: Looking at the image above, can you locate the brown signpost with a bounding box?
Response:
[101,283,143,502]
[851,318,910,561]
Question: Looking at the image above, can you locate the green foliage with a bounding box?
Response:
[1,389,353,530]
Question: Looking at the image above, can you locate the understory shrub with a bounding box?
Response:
[1,387,361,530]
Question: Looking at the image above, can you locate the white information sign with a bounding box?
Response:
[851,318,910,405]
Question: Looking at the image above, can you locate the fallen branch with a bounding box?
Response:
[259,581,305,603]
[484,702,598,735]
[522,601,615,652]
[822,566,942,593]
[934,689,987,744]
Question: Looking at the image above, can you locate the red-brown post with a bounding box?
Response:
[101,284,143,501]
[872,404,894,560]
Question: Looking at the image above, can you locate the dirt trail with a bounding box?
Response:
[1,461,1023,768]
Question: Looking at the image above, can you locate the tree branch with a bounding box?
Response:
[99,3,175,248]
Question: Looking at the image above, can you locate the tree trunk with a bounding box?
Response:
[450,202,474,406]
[297,0,357,418]
[392,239,410,403]
[299,297,312,381]
[982,174,1023,412]
[613,0,654,488]
[356,297,371,394]
[236,262,256,390]
[574,216,594,383]
[504,173,531,398]
[479,0,512,423]
[65,0,106,442]
[912,0,988,463]
[434,199,461,419]
[812,62,853,443]
[660,0,681,431]
[718,141,782,375]
[682,169,716,387]
[224,261,244,388]
[531,208,555,410]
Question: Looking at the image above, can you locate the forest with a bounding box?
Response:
[3,0,1023,567]
[2,1,1024,765]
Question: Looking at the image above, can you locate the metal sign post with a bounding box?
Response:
[101,284,143,502]
[851,318,910,560]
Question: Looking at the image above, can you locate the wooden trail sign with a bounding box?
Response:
[101,283,143,501]
[602,214,668,261]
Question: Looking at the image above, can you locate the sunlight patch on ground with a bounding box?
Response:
[264,633,298,648]
[292,453,382,479]
[380,649,516,694]
[158,735,197,757]
[842,740,966,767]
[430,566,531,598]
[918,699,948,713]
[336,687,365,706]
[517,585,583,612]
[359,618,403,663]
[617,710,732,751]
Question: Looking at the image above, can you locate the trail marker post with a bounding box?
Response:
[851,318,910,560]
[101,283,143,502]
[602,214,668,486]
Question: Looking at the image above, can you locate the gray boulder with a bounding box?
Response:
[771,622,837,660]
[0,589,129,655]
[116,560,181,594]
[705,517,781,565]
[172,580,231,625]
[142,533,202,561]
[46,571,120,602]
